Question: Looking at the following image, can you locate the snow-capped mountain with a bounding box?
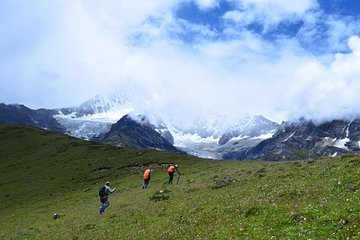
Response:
[167,115,279,159]
[54,86,135,140]
[51,87,279,159]
[243,118,360,160]
[60,85,135,117]
[218,115,279,145]
[3,99,360,160]
[9,82,360,161]
[101,113,179,152]
[51,87,360,160]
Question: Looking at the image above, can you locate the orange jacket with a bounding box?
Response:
[167,165,175,174]
[144,169,151,180]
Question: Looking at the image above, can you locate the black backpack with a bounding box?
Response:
[99,186,107,197]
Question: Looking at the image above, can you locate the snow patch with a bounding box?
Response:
[57,111,77,118]
[80,109,133,122]
[225,130,274,143]
[334,119,353,150]
[172,132,219,148]
[231,135,249,141]
[334,138,350,150]
[54,109,133,140]
[252,131,275,140]
[55,108,133,123]
[170,131,221,159]
[283,131,296,142]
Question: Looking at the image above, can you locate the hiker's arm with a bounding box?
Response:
[105,186,116,193]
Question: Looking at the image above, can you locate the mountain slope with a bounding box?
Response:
[59,86,133,117]
[0,124,192,210]
[170,115,279,159]
[0,124,359,239]
[101,114,179,152]
[0,103,65,132]
[218,115,279,145]
[245,119,360,160]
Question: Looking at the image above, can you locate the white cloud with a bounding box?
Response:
[297,10,360,53]
[194,0,219,10]
[224,0,317,30]
[0,0,180,108]
[240,0,316,15]
[111,31,314,123]
[325,16,360,52]
[1,0,360,124]
[286,36,360,121]
[223,10,256,25]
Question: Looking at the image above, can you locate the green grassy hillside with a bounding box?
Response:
[0,124,359,239]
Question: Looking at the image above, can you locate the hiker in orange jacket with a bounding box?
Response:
[167,164,181,184]
[142,168,151,189]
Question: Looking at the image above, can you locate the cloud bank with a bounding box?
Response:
[0,0,360,123]
[287,36,360,121]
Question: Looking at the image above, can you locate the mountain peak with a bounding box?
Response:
[102,114,179,152]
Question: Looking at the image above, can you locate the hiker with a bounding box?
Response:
[167,164,181,184]
[143,168,151,189]
[99,181,116,214]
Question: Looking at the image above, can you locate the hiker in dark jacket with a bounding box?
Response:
[99,181,116,214]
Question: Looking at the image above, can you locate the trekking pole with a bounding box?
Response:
[176,175,180,184]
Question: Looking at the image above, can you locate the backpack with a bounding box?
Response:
[168,166,175,174]
[99,186,107,197]
[144,169,151,180]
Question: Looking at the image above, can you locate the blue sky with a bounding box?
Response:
[1,0,360,122]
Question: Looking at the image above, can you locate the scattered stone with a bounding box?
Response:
[53,213,60,220]
[211,177,239,189]
[92,167,112,173]
[84,223,96,230]
[149,190,171,202]
[136,151,144,156]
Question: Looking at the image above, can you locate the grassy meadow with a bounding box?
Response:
[0,124,359,239]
